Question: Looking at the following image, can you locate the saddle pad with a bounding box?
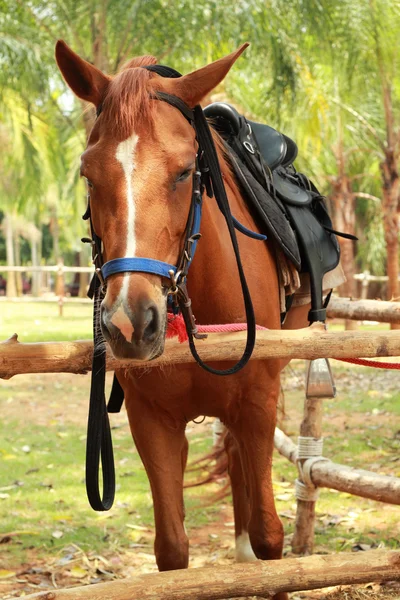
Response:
[228,148,302,270]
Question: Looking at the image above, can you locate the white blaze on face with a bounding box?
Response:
[112,132,139,340]
[235,531,257,563]
[116,132,139,259]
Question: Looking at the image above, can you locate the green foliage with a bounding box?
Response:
[1,0,399,273]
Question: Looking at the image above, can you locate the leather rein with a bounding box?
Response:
[83,65,264,511]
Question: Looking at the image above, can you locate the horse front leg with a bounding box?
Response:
[230,377,288,600]
[224,430,256,562]
[124,392,189,571]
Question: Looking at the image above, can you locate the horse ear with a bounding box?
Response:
[159,43,249,107]
[55,40,110,106]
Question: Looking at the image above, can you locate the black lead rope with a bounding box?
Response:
[85,275,116,511]
[83,218,117,510]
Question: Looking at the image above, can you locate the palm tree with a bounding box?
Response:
[291,0,400,303]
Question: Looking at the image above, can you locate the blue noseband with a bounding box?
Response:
[101,258,177,281]
[100,174,265,285]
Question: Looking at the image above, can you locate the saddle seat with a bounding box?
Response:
[204,102,298,170]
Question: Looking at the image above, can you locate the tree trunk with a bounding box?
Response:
[381,149,400,329]
[78,248,89,298]
[381,170,399,301]
[50,207,60,264]
[329,176,357,330]
[4,213,17,297]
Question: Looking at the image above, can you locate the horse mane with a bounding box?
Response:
[100,56,158,139]
[213,133,238,195]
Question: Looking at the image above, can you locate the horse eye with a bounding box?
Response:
[176,169,192,183]
[86,178,94,189]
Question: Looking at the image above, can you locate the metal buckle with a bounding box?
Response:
[184,233,202,263]
[168,269,182,294]
[243,141,255,154]
[95,268,106,291]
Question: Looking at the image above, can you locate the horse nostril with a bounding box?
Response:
[100,310,111,340]
[142,305,159,342]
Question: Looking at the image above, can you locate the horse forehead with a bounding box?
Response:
[115,132,140,173]
[154,102,195,140]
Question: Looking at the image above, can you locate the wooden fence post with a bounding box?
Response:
[291,357,335,555]
[55,259,65,317]
[361,270,370,300]
[291,394,323,555]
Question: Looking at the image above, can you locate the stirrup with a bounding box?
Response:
[305,358,336,398]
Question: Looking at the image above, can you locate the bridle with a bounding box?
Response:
[83,65,266,511]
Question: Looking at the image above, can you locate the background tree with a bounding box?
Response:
[0,0,399,304]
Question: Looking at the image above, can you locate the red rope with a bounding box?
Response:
[166,314,400,370]
[335,357,400,369]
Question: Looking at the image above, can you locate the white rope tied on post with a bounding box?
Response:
[212,418,225,447]
[295,478,319,501]
[297,436,324,459]
[295,436,331,501]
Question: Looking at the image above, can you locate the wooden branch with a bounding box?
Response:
[22,550,400,600]
[274,428,400,505]
[327,297,400,323]
[2,324,400,379]
[353,192,381,202]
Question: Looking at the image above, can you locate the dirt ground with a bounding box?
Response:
[1,369,399,599]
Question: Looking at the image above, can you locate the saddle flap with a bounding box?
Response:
[273,170,312,206]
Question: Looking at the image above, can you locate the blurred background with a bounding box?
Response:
[1,4,400,598]
[0,0,399,308]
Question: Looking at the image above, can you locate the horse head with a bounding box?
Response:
[55,40,248,361]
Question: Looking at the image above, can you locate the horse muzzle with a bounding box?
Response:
[101,298,166,361]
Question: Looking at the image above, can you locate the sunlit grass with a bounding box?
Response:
[0,300,391,344]
[1,302,398,569]
[0,301,93,342]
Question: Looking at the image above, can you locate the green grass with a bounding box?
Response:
[1,301,399,572]
[0,301,93,342]
[2,371,399,569]
[0,379,220,566]
[0,300,392,344]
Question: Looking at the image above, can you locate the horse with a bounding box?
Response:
[55,40,312,600]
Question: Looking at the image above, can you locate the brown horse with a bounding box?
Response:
[56,40,311,600]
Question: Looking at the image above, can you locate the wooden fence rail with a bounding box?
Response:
[274,428,400,505]
[327,297,400,323]
[1,324,400,379]
[21,550,400,600]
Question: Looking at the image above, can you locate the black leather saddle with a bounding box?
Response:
[204,102,298,170]
[205,103,312,208]
[204,102,353,323]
